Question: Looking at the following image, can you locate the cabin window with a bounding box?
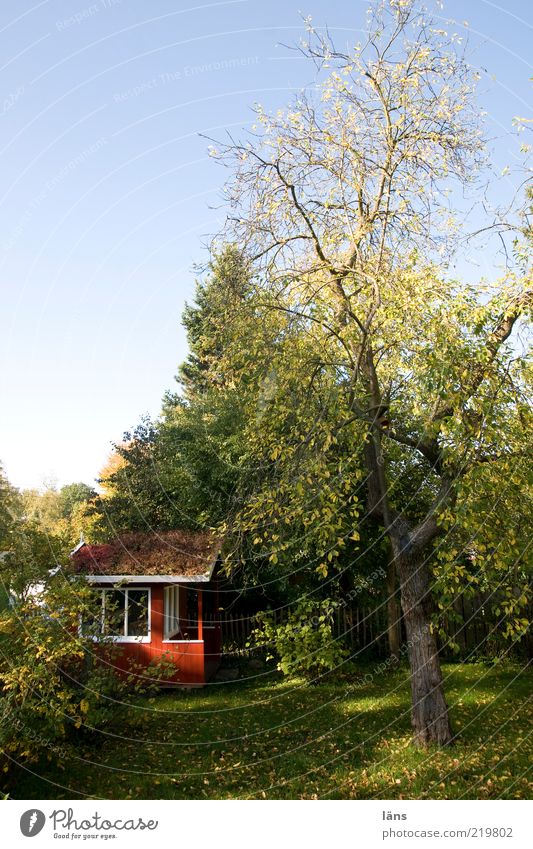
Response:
[82,588,150,640]
[102,589,126,636]
[125,589,149,637]
[185,589,199,640]
[164,586,180,640]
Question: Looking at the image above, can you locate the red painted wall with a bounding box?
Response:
[97,582,221,687]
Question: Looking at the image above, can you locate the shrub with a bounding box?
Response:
[74,648,176,732]
[251,599,347,680]
[0,575,174,791]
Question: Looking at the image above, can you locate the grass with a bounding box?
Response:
[12,660,532,800]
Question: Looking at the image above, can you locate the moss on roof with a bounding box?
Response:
[70,530,220,578]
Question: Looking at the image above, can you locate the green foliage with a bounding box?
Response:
[0,464,67,597]
[73,648,177,733]
[251,599,348,679]
[57,482,97,520]
[0,464,21,548]
[98,417,177,531]
[0,575,94,778]
[178,245,251,400]
[0,567,173,791]
[21,480,102,548]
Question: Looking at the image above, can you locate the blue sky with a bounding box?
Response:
[0,0,531,490]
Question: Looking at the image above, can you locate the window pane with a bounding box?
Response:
[127,590,149,637]
[81,591,103,637]
[103,590,126,636]
[185,589,198,640]
[164,586,180,639]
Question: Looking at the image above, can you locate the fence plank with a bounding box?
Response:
[220,594,527,657]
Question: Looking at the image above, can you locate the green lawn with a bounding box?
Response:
[13,661,532,800]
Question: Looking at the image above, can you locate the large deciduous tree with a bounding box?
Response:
[209,0,532,745]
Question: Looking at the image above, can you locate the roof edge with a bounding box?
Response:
[84,574,213,584]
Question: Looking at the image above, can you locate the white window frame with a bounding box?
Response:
[82,587,151,643]
[162,585,203,644]
[163,585,181,641]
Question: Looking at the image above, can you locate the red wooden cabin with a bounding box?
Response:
[70,531,222,686]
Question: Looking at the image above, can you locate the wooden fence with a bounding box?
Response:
[220,593,529,659]
[220,605,391,657]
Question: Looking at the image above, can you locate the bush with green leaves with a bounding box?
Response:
[251,599,348,680]
[0,573,175,790]
[75,647,177,733]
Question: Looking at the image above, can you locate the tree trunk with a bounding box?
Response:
[395,548,454,746]
[361,352,453,746]
[386,555,402,659]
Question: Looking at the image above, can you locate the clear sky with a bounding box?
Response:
[0,0,531,491]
